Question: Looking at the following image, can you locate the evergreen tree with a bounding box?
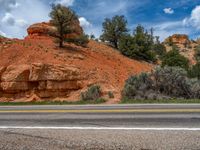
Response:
[50,4,78,48]
[119,25,157,62]
[161,46,189,70]
[100,15,128,49]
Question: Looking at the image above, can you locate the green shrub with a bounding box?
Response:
[188,63,200,79]
[81,85,102,101]
[66,34,89,47]
[122,66,197,100]
[161,46,189,70]
[122,73,152,99]
[194,45,200,63]
[108,91,114,98]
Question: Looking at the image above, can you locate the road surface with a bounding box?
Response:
[0,104,200,149]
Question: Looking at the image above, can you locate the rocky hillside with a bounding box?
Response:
[0,21,152,103]
[164,34,198,64]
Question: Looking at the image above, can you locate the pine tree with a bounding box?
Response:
[100,15,128,49]
[50,4,78,48]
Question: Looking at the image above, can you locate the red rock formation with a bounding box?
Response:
[165,34,190,45]
[27,19,83,39]
[0,63,82,101]
[0,22,153,103]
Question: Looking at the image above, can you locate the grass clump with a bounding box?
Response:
[81,85,102,101]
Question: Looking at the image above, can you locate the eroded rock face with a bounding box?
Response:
[165,34,190,45]
[0,63,83,101]
[27,20,83,39]
[29,63,81,81]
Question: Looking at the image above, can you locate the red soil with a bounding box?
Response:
[0,36,153,103]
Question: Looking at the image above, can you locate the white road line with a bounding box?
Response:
[0,126,200,131]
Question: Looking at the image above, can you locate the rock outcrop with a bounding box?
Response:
[164,34,190,46]
[27,19,83,39]
[164,34,198,65]
[0,63,83,101]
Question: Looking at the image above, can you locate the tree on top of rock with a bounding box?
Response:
[50,4,88,48]
[100,15,128,49]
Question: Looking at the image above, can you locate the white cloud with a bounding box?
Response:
[0,30,6,37]
[163,8,174,14]
[54,0,74,6]
[0,0,50,38]
[0,0,20,12]
[141,20,193,41]
[78,17,100,37]
[1,12,28,27]
[1,13,15,25]
[183,5,200,30]
[79,17,91,28]
[15,19,28,27]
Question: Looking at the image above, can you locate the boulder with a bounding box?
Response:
[29,63,81,81]
[165,34,190,45]
[27,20,83,39]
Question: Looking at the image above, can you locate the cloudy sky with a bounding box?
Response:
[0,0,200,41]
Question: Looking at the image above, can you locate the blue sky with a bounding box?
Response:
[0,0,200,41]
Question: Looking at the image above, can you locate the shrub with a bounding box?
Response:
[81,85,102,101]
[191,80,200,99]
[161,46,189,70]
[194,45,200,63]
[65,34,89,47]
[122,66,197,100]
[152,66,192,98]
[108,91,114,98]
[188,63,200,79]
[122,73,152,99]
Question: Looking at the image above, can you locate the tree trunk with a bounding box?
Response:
[59,37,63,48]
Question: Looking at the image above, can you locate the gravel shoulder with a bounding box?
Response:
[0,129,200,150]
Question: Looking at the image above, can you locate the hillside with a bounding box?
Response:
[0,23,152,103]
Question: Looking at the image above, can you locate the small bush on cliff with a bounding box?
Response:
[122,66,200,100]
[161,46,189,70]
[100,15,128,49]
[81,85,102,101]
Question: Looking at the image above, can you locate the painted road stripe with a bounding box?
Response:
[0,109,200,113]
[0,126,200,131]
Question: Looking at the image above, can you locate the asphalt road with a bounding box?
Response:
[0,104,200,149]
